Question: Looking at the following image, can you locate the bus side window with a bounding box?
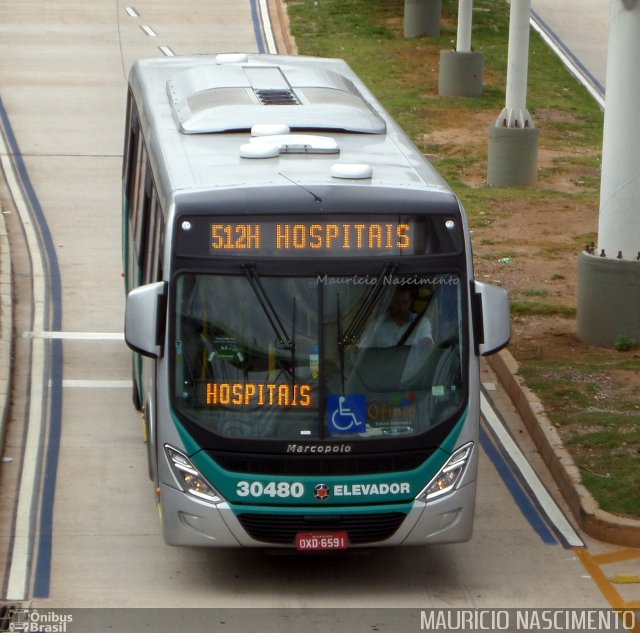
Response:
[132,155,150,268]
[122,93,139,198]
[144,193,164,284]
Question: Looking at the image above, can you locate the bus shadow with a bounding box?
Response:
[190,543,469,607]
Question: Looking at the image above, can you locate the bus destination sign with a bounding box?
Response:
[209,220,413,256]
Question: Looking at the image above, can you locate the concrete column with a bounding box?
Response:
[577,0,640,347]
[404,0,442,38]
[597,0,640,259]
[439,0,484,97]
[487,0,539,186]
[456,0,473,52]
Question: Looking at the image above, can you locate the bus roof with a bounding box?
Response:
[128,54,455,201]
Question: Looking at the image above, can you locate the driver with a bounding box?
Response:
[359,288,433,348]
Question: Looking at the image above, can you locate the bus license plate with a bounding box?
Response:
[296,531,349,551]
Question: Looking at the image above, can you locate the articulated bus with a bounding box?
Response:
[123,53,510,550]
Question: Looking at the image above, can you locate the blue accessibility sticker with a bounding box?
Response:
[327,394,367,434]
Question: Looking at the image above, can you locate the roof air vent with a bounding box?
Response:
[254,89,300,106]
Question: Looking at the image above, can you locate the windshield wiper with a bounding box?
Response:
[339,262,397,346]
[336,263,396,392]
[242,265,294,351]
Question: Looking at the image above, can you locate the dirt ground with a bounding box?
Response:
[424,106,640,436]
[426,112,590,346]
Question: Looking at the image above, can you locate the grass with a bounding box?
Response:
[519,360,640,516]
[284,0,640,518]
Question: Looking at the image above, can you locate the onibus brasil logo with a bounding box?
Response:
[9,609,73,633]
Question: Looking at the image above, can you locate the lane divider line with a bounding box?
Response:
[158,46,175,57]
[139,25,157,38]
[22,331,124,340]
[249,0,267,53]
[0,96,63,601]
[480,425,559,546]
[530,10,605,109]
[258,0,277,54]
[59,380,132,389]
[0,106,47,602]
[481,391,584,548]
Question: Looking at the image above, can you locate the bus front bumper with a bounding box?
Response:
[158,479,476,548]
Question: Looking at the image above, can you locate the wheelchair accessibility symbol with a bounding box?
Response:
[328,394,367,434]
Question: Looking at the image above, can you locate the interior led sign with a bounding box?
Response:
[202,382,313,408]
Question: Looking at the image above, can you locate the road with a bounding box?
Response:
[0,1,636,630]
[531,0,608,105]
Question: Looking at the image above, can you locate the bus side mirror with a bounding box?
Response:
[125,281,167,358]
[474,281,511,356]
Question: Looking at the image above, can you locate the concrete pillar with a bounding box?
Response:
[597,0,640,260]
[404,0,442,38]
[438,0,484,97]
[578,254,640,347]
[487,0,539,187]
[577,0,640,347]
[456,0,474,52]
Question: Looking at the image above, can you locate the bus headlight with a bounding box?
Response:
[165,446,223,503]
[418,442,474,502]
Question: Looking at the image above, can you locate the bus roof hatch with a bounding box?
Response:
[166,61,387,135]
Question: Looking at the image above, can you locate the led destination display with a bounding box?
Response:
[176,214,463,258]
[209,221,412,255]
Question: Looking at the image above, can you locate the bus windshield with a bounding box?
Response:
[172,271,465,441]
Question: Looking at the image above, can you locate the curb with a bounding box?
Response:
[487,349,640,548]
[269,0,298,55]
[0,208,12,456]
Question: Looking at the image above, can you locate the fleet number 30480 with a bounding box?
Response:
[236,481,305,498]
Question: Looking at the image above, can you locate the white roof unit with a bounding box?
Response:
[166,60,387,135]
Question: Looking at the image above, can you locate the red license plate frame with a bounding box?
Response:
[295,531,349,551]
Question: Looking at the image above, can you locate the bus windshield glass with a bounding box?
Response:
[172,271,465,441]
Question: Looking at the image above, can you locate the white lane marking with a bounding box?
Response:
[258,0,278,54]
[139,24,157,38]
[480,392,584,548]
[23,331,124,340]
[60,380,132,389]
[158,46,175,57]
[124,6,139,18]
[1,144,47,602]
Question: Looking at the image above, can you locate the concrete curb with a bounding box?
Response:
[269,0,298,55]
[0,208,13,455]
[487,349,640,547]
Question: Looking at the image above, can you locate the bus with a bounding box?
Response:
[123,53,510,549]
